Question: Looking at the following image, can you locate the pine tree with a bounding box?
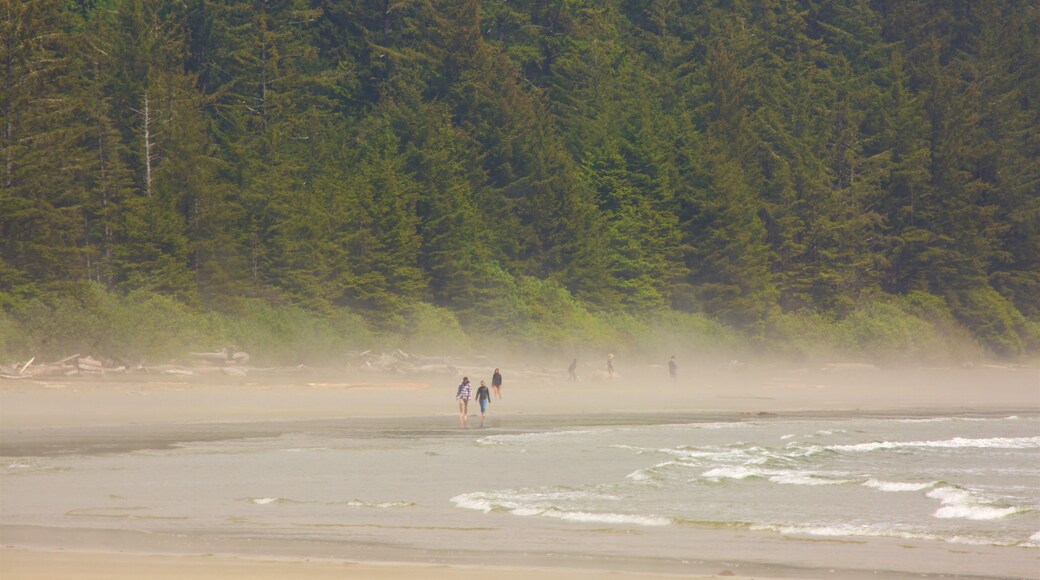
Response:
[0,0,92,289]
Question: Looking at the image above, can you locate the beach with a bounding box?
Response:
[2,361,1038,579]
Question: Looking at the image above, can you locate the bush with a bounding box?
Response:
[765,310,843,361]
[947,286,1029,357]
[212,298,373,364]
[835,301,947,361]
[401,302,471,354]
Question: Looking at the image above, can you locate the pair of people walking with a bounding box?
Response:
[456,368,502,427]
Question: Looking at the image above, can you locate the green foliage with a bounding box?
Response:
[834,301,953,362]
[766,294,982,363]
[0,283,211,361]
[2,0,1037,361]
[399,302,471,354]
[947,286,1029,357]
[212,298,373,364]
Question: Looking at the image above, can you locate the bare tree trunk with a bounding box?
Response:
[142,93,154,198]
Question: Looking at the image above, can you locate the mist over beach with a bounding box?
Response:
[3,0,1040,579]
[3,354,1039,579]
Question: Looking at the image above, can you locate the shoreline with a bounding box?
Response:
[2,364,1038,579]
[1,407,1036,458]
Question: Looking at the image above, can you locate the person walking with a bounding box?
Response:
[491,368,503,400]
[456,377,472,426]
[668,355,678,380]
[607,353,615,380]
[568,358,578,381]
[475,380,491,426]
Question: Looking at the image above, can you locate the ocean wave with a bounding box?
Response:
[755,522,1030,547]
[700,465,853,487]
[926,487,1028,520]
[824,436,1040,453]
[768,473,850,486]
[532,508,670,526]
[244,497,413,508]
[450,492,668,526]
[625,460,677,482]
[250,497,282,505]
[751,522,941,541]
[862,479,936,492]
[476,429,601,446]
[892,415,1029,423]
[347,501,416,509]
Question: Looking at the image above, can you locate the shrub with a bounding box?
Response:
[947,286,1027,357]
[213,298,373,364]
[401,302,471,354]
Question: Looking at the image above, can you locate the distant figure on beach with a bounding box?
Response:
[607,353,614,380]
[456,377,472,426]
[476,380,491,425]
[492,368,503,400]
[568,358,578,381]
[668,355,678,380]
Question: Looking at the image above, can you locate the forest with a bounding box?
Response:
[1,0,1038,364]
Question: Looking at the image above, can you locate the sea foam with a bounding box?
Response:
[862,479,935,492]
[827,436,1040,453]
[927,487,1026,520]
[450,492,669,526]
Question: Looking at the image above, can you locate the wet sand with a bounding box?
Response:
[2,362,1038,579]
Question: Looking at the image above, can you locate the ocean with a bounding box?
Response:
[2,411,1038,574]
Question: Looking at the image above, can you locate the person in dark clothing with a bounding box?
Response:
[568,358,578,381]
[668,355,678,380]
[492,368,503,400]
[476,380,491,425]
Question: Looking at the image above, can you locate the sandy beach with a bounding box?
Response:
[2,361,1038,579]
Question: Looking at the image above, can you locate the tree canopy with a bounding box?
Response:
[2,0,1037,357]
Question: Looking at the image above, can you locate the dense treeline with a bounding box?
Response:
[1,0,1037,361]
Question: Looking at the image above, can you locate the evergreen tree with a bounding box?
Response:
[0,0,91,289]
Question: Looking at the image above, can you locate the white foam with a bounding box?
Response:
[827,436,1040,453]
[934,505,1022,520]
[926,487,1025,520]
[450,492,668,526]
[769,474,849,486]
[752,523,939,542]
[863,479,935,492]
[251,497,279,505]
[625,461,676,481]
[345,500,412,508]
[451,493,496,513]
[535,508,671,526]
[477,429,600,445]
[701,466,772,480]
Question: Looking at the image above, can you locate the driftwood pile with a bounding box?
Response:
[1,349,564,383]
[0,354,129,379]
[0,349,252,380]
